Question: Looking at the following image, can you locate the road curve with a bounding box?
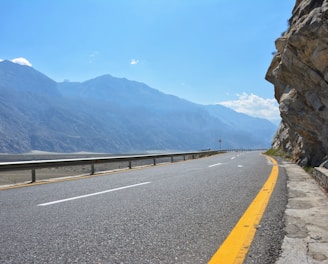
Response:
[0,151,287,263]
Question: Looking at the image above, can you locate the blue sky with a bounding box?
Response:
[1,0,294,123]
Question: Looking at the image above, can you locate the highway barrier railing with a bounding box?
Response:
[0,150,220,183]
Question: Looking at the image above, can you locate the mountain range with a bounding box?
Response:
[0,60,277,154]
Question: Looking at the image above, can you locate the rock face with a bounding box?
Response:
[266,0,328,166]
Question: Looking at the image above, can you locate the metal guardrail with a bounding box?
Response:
[222,148,267,152]
[0,150,220,183]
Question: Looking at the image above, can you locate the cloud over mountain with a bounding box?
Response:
[11,57,32,67]
[218,93,280,123]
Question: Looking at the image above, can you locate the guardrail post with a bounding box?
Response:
[129,161,132,169]
[91,163,95,175]
[31,169,36,183]
[183,155,186,161]
[153,158,156,166]
[192,154,195,159]
[171,156,174,163]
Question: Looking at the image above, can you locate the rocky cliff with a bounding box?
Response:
[266,0,328,166]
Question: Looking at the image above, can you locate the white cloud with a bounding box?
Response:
[0,58,3,62]
[218,92,280,123]
[88,51,99,63]
[130,59,139,65]
[11,57,32,67]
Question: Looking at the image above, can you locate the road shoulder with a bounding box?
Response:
[276,161,328,263]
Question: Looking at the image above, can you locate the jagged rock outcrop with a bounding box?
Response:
[266,0,328,166]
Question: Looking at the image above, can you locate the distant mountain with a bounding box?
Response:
[58,74,199,111]
[0,60,60,96]
[204,104,276,145]
[0,60,277,153]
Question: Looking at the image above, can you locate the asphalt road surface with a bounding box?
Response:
[0,151,287,263]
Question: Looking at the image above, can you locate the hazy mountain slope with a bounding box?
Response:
[58,74,200,111]
[0,62,124,153]
[0,60,276,153]
[204,104,277,144]
[59,79,226,151]
[0,60,60,96]
[0,86,114,153]
[58,75,277,150]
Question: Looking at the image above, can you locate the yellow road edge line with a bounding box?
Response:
[208,155,279,264]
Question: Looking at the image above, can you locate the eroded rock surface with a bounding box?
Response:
[266,0,328,166]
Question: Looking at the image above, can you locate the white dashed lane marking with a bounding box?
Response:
[38,181,151,206]
[208,163,223,168]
